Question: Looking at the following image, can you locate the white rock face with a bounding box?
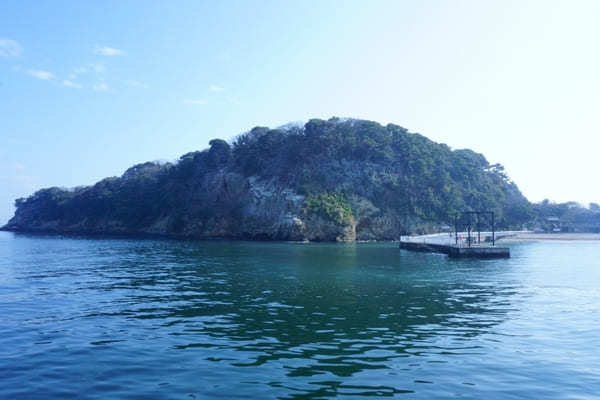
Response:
[239,177,307,239]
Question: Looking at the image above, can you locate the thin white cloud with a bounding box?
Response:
[0,39,22,57]
[63,80,82,89]
[67,64,103,82]
[93,82,109,91]
[227,96,241,105]
[124,80,148,88]
[209,85,225,92]
[94,45,125,56]
[183,99,206,105]
[89,63,106,74]
[27,69,54,80]
[68,67,88,79]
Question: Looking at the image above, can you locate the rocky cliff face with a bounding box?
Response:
[2,118,533,241]
[4,172,356,241]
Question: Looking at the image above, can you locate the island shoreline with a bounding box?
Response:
[3,226,599,243]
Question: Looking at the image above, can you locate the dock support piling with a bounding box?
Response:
[492,213,495,246]
[455,214,458,246]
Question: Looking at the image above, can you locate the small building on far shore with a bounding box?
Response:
[546,216,562,232]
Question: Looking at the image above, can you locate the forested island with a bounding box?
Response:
[1,118,545,241]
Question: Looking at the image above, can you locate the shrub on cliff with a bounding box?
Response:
[304,193,354,225]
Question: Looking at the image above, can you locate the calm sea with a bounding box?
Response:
[1,232,598,399]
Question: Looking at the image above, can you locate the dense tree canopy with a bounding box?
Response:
[532,200,600,232]
[230,118,532,228]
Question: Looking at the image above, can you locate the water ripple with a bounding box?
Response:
[1,233,599,398]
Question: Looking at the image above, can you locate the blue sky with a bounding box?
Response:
[1,0,599,224]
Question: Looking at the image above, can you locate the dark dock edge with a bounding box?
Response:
[399,241,510,259]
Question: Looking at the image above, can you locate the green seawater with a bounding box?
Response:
[0,231,599,399]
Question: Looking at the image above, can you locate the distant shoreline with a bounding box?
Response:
[503,232,600,242]
[3,228,599,243]
[401,231,600,245]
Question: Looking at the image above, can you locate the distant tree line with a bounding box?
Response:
[532,200,600,233]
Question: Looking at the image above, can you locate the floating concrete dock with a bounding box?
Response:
[399,210,510,258]
[399,240,510,258]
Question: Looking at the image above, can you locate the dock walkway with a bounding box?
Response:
[399,232,511,258]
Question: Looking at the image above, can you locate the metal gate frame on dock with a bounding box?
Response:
[399,210,509,258]
[455,211,495,247]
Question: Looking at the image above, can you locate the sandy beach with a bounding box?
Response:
[504,232,600,241]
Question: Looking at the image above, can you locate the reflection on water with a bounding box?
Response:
[0,232,599,399]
